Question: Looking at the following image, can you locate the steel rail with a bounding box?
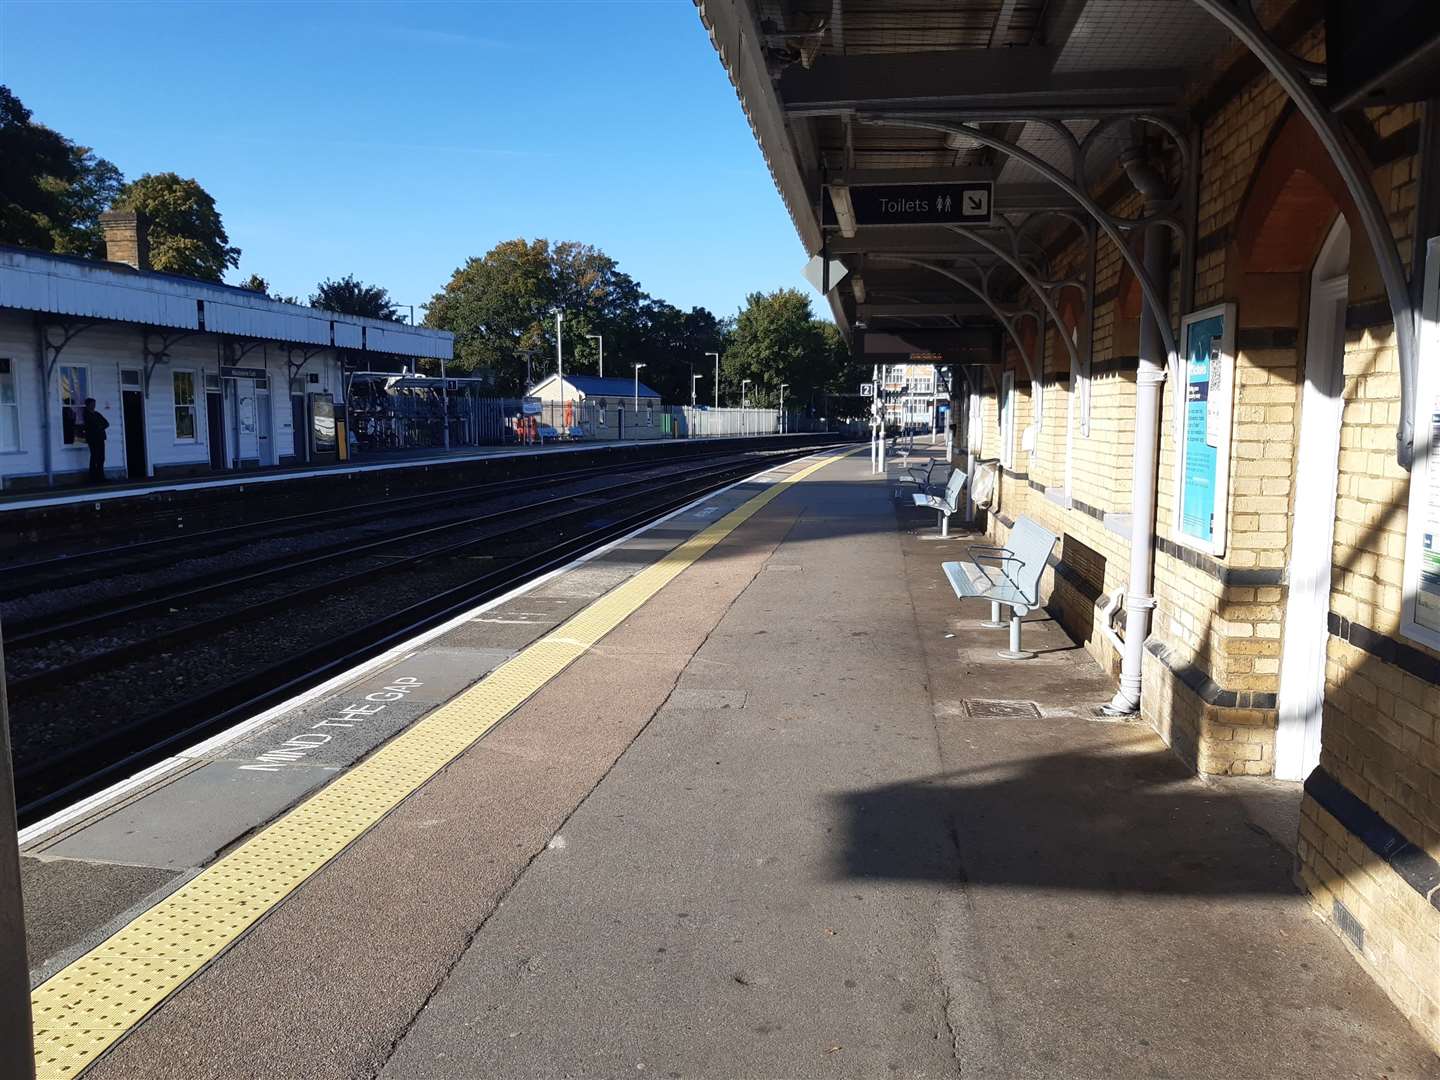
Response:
[5,450,797,692]
[14,445,840,821]
[3,453,753,641]
[0,457,688,600]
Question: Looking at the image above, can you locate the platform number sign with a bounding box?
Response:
[1173,303,1236,556]
[860,382,875,397]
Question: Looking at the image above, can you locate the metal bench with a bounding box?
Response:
[941,516,1058,659]
[896,457,943,495]
[912,467,968,538]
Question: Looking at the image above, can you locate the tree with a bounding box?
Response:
[45,146,123,258]
[113,172,239,282]
[0,85,72,249]
[234,272,299,305]
[425,238,654,393]
[309,274,399,320]
[722,288,846,410]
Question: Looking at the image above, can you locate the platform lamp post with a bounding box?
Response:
[585,334,604,378]
[555,311,564,424]
[779,383,788,435]
[691,371,703,408]
[0,619,36,1080]
[632,362,645,414]
[705,351,719,408]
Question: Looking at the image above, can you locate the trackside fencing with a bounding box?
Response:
[344,379,830,453]
[677,407,779,437]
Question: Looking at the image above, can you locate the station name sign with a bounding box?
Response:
[220,366,267,380]
[824,182,993,227]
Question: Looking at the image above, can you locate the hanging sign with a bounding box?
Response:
[221,366,266,380]
[1173,303,1237,556]
[824,183,993,227]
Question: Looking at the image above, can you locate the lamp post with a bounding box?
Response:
[632,362,645,413]
[741,379,751,408]
[586,333,603,378]
[705,351,719,408]
[555,312,564,422]
[779,382,788,434]
[691,372,704,408]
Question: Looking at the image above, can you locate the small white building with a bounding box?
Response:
[0,213,453,489]
[528,374,662,408]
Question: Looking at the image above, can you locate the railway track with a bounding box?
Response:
[10,444,837,823]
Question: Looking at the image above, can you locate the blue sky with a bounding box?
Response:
[0,0,812,320]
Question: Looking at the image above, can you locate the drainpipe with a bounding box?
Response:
[34,318,52,488]
[1103,144,1172,716]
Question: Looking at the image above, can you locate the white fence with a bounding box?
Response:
[346,385,822,454]
[678,407,780,438]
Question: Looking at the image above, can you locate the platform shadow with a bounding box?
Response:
[829,740,1302,897]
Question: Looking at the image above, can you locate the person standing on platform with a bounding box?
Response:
[83,397,109,484]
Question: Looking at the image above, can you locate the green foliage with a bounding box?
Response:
[721,288,848,409]
[114,172,239,282]
[309,274,399,320]
[0,86,121,256]
[425,238,723,395]
[236,272,269,294]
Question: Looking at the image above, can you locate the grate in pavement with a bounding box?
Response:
[963,699,1041,719]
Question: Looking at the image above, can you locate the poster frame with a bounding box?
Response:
[1172,301,1237,557]
[1401,236,1440,650]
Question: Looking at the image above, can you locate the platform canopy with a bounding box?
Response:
[696,0,1436,448]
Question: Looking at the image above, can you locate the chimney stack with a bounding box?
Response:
[98,210,150,271]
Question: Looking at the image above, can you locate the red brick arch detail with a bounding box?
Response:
[1057,292,1082,340]
[1233,108,1359,275]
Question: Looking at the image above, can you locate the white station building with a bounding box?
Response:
[0,212,454,489]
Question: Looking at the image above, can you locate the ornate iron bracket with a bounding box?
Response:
[1190,0,1419,467]
[285,345,328,386]
[141,330,198,397]
[38,320,97,391]
[861,113,1188,376]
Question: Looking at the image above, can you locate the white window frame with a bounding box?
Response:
[0,358,20,452]
[58,363,89,447]
[1000,369,1016,469]
[173,368,199,443]
[1401,236,1440,649]
[1171,302,1237,558]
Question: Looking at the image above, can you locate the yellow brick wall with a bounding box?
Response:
[954,18,1437,1052]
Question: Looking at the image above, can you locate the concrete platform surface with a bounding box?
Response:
[60,450,1440,1078]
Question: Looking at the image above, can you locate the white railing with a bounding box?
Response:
[677,407,780,438]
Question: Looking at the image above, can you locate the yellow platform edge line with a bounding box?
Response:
[30,447,854,1079]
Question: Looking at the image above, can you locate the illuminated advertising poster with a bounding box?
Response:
[1174,303,1236,556]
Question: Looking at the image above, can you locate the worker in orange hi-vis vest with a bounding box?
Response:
[564,400,574,429]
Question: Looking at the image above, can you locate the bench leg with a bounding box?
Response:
[997,608,1035,660]
[980,600,1007,629]
[939,510,948,538]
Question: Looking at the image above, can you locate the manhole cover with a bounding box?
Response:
[963,699,1041,719]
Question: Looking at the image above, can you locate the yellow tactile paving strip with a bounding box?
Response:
[30,449,851,1078]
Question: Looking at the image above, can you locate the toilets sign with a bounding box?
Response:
[825,182,993,227]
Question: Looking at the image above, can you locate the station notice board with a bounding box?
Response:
[1173,303,1236,557]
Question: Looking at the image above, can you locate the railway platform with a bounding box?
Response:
[18,446,1440,1079]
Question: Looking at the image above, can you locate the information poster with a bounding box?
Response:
[1174,303,1236,555]
[1404,236,1440,646]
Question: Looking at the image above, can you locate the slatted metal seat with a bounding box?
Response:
[942,516,1058,659]
[912,467,967,538]
[897,457,942,494]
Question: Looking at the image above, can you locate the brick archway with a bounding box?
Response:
[1232,108,1357,280]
